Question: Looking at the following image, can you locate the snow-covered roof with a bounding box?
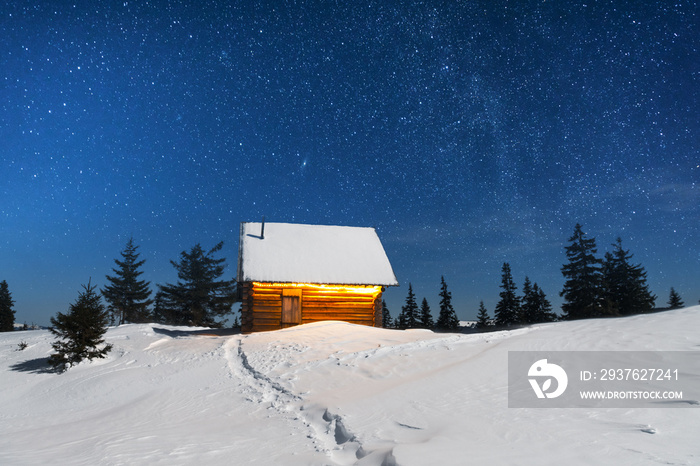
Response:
[237,222,399,286]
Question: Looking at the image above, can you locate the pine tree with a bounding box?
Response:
[381,300,393,328]
[560,224,603,320]
[533,283,557,322]
[396,308,407,330]
[602,238,656,315]
[48,281,113,372]
[436,276,460,330]
[151,291,166,324]
[419,298,434,329]
[398,283,419,329]
[102,238,153,325]
[668,287,684,309]
[519,277,536,324]
[520,278,556,324]
[0,280,16,332]
[157,242,237,328]
[600,252,621,317]
[475,301,491,329]
[494,263,520,327]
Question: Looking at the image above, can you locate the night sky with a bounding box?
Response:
[2,1,698,326]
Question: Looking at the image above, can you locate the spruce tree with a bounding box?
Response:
[419,298,434,329]
[668,287,684,309]
[48,281,113,372]
[381,300,393,328]
[494,263,520,327]
[399,283,419,329]
[436,276,460,330]
[475,301,491,329]
[602,238,655,315]
[396,308,407,330]
[157,242,237,328]
[102,238,153,325]
[600,252,621,316]
[519,277,536,324]
[533,283,557,322]
[520,278,556,324]
[560,224,603,320]
[151,291,166,324]
[0,280,16,332]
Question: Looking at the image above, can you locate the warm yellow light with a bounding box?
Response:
[252,282,382,297]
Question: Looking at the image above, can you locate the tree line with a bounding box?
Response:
[476,224,690,330]
[3,238,238,372]
[102,238,237,328]
[382,277,461,331]
[0,224,695,370]
[381,223,693,332]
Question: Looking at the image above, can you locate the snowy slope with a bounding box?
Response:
[1,308,699,465]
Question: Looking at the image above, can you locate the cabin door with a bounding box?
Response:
[281,289,302,327]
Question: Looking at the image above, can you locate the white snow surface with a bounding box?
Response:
[238,222,399,286]
[2,308,699,465]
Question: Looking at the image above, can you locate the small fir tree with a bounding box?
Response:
[668,287,684,309]
[48,281,113,372]
[151,291,166,324]
[560,224,603,320]
[381,300,393,328]
[102,238,153,325]
[398,283,419,329]
[396,310,406,329]
[533,283,557,322]
[602,238,655,315]
[520,278,556,324]
[600,252,621,317]
[436,276,460,330]
[419,298,434,329]
[0,280,16,332]
[475,301,491,329]
[494,263,520,327]
[519,277,536,324]
[157,242,237,327]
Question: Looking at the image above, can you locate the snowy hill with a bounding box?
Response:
[1,308,699,465]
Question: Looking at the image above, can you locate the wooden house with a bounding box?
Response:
[237,221,399,333]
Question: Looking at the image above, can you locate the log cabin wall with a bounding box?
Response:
[239,282,254,333]
[298,285,380,327]
[241,282,384,333]
[241,282,283,333]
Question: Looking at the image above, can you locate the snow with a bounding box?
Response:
[238,222,399,286]
[1,308,699,465]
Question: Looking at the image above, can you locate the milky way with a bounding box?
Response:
[2,1,698,325]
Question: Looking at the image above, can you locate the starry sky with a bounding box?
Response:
[2,0,698,326]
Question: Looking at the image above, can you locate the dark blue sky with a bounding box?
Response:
[2,0,698,326]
